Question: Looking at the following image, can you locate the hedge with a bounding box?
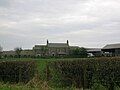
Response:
[48,57,120,90]
[0,60,36,83]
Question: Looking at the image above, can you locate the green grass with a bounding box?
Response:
[0,83,38,90]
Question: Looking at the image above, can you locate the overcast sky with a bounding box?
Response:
[0,0,120,50]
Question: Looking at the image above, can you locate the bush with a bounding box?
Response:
[95,57,120,90]
[48,59,95,88]
[0,60,36,83]
[48,57,120,90]
[70,47,88,58]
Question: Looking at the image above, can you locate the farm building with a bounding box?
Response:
[86,48,102,57]
[1,40,79,58]
[20,50,35,57]
[2,49,34,58]
[4,40,120,58]
[2,51,16,58]
[102,43,120,56]
[33,40,78,57]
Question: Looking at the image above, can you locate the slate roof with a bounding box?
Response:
[102,43,120,49]
[33,45,46,49]
[47,43,69,48]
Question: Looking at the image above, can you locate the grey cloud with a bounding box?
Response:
[0,0,120,50]
[0,0,10,7]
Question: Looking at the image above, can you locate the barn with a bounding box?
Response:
[102,43,120,56]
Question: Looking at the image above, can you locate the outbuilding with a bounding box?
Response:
[102,43,120,56]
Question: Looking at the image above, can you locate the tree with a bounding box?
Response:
[0,45,3,59]
[71,47,88,58]
[14,47,22,58]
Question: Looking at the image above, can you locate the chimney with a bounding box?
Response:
[67,40,69,45]
[47,39,49,45]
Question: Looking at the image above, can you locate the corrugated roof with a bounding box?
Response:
[102,43,120,49]
[86,48,101,52]
[34,45,46,47]
[47,43,69,48]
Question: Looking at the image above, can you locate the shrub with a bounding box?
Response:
[70,47,88,58]
[0,60,36,83]
[49,59,95,88]
[95,57,120,90]
[48,57,120,90]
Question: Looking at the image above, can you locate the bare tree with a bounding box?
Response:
[0,45,3,59]
[14,47,22,58]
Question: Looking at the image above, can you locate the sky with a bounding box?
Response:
[0,0,120,50]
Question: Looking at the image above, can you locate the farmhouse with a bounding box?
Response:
[33,40,78,57]
[102,43,120,56]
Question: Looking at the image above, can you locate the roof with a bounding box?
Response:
[33,45,46,49]
[86,48,101,52]
[102,43,120,49]
[47,43,69,48]
[35,45,46,47]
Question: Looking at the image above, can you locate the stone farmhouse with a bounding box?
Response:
[33,40,78,57]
